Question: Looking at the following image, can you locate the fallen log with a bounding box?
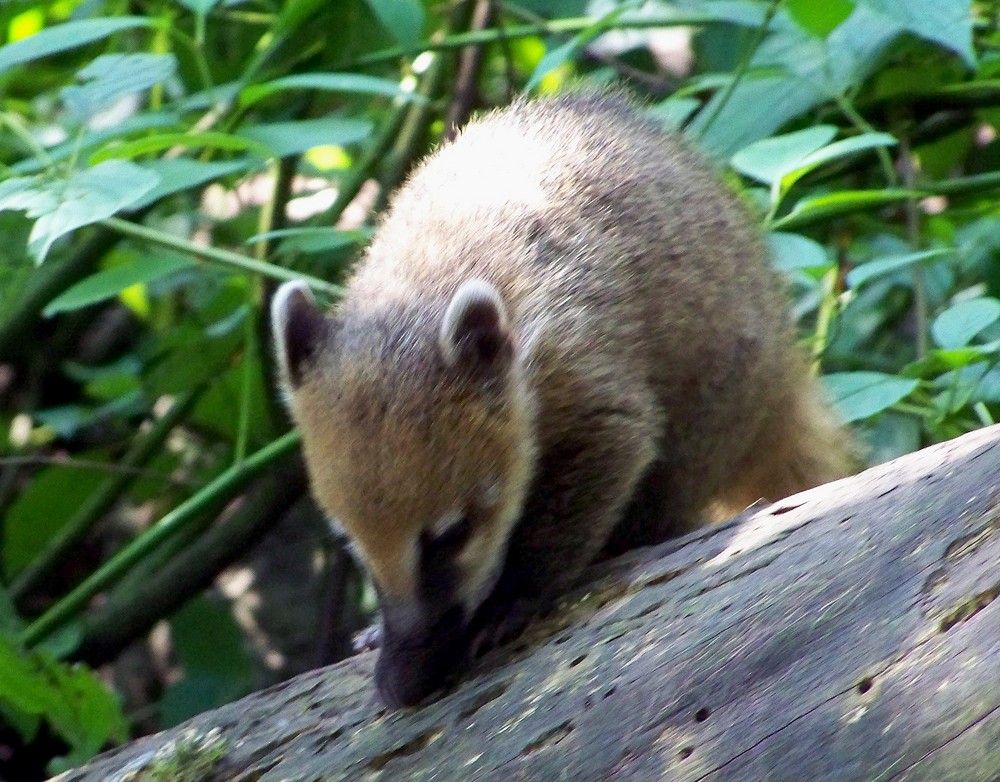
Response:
[57,424,1000,782]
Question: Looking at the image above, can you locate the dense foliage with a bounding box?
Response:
[0,0,994,775]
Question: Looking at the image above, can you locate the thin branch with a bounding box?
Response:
[11,387,204,603]
[101,217,341,296]
[343,13,716,69]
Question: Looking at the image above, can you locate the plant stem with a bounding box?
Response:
[898,133,928,360]
[343,13,715,69]
[695,0,781,139]
[101,217,341,296]
[20,429,301,648]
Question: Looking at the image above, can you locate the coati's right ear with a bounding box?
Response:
[271,281,329,389]
[439,279,513,372]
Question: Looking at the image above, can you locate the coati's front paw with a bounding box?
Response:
[353,623,382,653]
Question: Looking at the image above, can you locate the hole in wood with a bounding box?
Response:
[857,677,874,694]
[521,721,573,756]
[458,681,509,720]
[695,707,710,722]
[569,654,587,668]
[602,686,617,700]
[678,746,694,760]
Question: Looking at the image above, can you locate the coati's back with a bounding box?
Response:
[272,93,852,708]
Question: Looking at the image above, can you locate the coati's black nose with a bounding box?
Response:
[374,603,467,708]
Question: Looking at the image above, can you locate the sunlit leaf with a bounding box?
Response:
[860,0,974,67]
[731,126,838,185]
[931,297,1000,350]
[788,0,854,37]
[44,254,194,316]
[90,131,270,164]
[61,54,177,122]
[767,232,829,271]
[824,371,919,422]
[240,73,423,108]
[0,17,153,74]
[130,158,254,210]
[238,116,372,158]
[846,249,948,289]
[0,161,160,262]
[772,188,924,230]
[779,132,896,192]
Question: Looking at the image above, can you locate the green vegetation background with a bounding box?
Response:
[0,0,996,775]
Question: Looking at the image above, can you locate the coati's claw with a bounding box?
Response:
[353,624,382,653]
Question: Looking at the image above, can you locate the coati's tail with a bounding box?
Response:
[712,362,855,520]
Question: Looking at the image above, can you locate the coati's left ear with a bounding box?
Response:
[271,280,330,389]
[439,279,513,371]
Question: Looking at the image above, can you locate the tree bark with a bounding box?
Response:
[55,425,1000,782]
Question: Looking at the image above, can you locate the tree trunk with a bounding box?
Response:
[55,425,1000,782]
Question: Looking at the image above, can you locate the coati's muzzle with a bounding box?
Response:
[374,597,468,708]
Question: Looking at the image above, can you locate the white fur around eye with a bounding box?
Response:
[427,509,466,541]
[480,478,503,508]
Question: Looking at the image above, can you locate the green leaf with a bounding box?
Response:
[646,97,700,131]
[767,232,829,271]
[61,54,176,122]
[44,255,194,316]
[130,158,254,210]
[859,0,975,67]
[903,346,1000,379]
[238,116,372,158]
[779,132,896,191]
[0,161,160,262]
[731,126,838,185]
[788,0,854,37]
[824,371,919,423]
[90,131,271,164]
[931,298,1000,350]
[527,7,625,91]
[0,17,153,74]
[693,7,905,156]
[247,227,369,255]
[3,466,105,579]
[10,112,182,176]
[161,597,252,727]
[0,635,127,768]
[846,249,949,289]
[772,188,924,230]
[361,0,425,45]
[240,73,423,108]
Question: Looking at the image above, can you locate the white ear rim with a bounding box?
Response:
[439,279,509,365]
[271,279,316,383]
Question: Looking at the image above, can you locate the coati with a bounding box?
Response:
[271,93,852,708]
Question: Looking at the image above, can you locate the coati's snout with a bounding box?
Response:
[374,596,467,708]
[272,278,538,707]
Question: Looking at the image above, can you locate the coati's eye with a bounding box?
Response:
[421,514,472,553]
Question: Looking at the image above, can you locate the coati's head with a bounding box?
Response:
[271,279,536,707]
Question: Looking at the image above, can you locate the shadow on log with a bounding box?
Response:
[56,425,1000,781]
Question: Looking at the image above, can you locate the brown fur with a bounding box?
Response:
[272,92,853,707]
